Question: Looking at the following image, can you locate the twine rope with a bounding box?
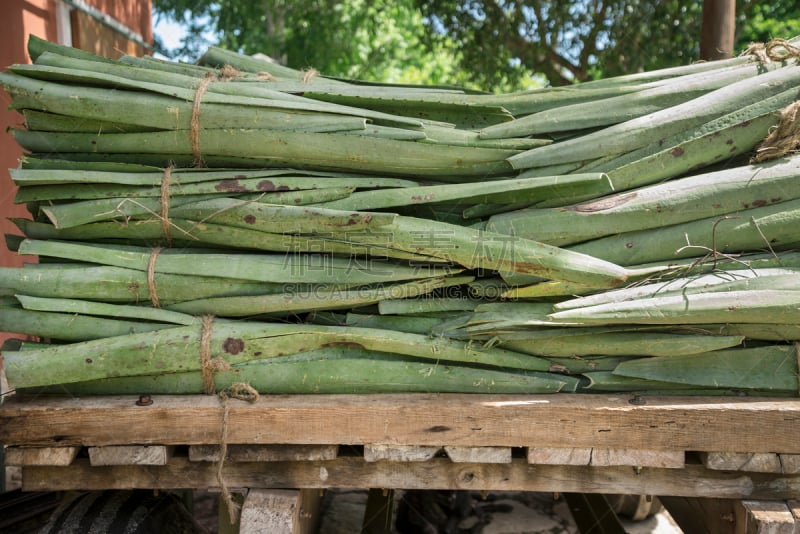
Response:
[159,166,173,244]
[301,68,319,84]
[199,314,231,395]
[741,38,800,63]
[190,65,242,168]
[753,101,800,163]
[146,247,163,308]
[216,383,260,525]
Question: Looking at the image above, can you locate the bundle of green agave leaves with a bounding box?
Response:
[1,35,800,398]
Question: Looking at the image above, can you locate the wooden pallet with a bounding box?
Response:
[3,393,800,532]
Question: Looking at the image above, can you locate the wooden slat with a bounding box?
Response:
[239,489,320,534]
[701,452,784,473]
[4,466,22,492]
[189,444,338,463]
[787,500,800,530]
[19,457,800,500]
[444,446,511,464]
[363,445,440,463]
[88,445,174,466]
[526,447,592,466]
[4,394,800,453]
[591,448,685,469]
[779,455,800,475]
[4,446,80,466]
[738,500,796,534]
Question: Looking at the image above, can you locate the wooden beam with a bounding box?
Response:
[4,394,800,454]
[88,445,174,466]
[737,500,796,534]
[239,489,321,534]
[18,457,800,500]
[443,446,511,464]
[189,444,338,463]
[364,445,440,463]
[701,452,784,473]
[4,446,80,466]
[527,447,592,466]
[779,455,800,475]
[787,499,800,523]
[590,448,684,469]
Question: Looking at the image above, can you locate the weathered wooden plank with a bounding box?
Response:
[189,444,339,463]
[526,447,592,466]
[18,457,800,500]
[239,489,320,534]
[591,448,685,469]
[444,446,512,464]
[88,445,174,466]
[4,394,800,454]
[787,500,800,533]
[4,446,80,466]
[240,490,296,534]
[702,452,784,473]
[363,445,441,463]
[4,466,22,492]
[737,500,796,534]
[779,455,800,475]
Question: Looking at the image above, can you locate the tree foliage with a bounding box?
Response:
[152,0,537,90]
[415,0,800,87]
[153,0,800,91]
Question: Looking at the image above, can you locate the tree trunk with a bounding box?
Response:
[700,0,736,60]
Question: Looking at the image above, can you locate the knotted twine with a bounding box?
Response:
[159,166,173,245]
[199,314,261,524]
[741,39,800,163]
[753,101,800,163]
[301,68,319,84]
[741,38,800,63]
[146,247,163,308]
[190,65,242,167]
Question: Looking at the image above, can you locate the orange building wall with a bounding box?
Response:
[72,0,154,58]
[0,0,152,343]
[0,0,56,272]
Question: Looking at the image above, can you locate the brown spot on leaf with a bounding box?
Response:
[751,199,767,207]
[215,179,249,192]
[244,214,256,224]
[257,180,276,191]
[669,147,684,157]
[223,337,245,354]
